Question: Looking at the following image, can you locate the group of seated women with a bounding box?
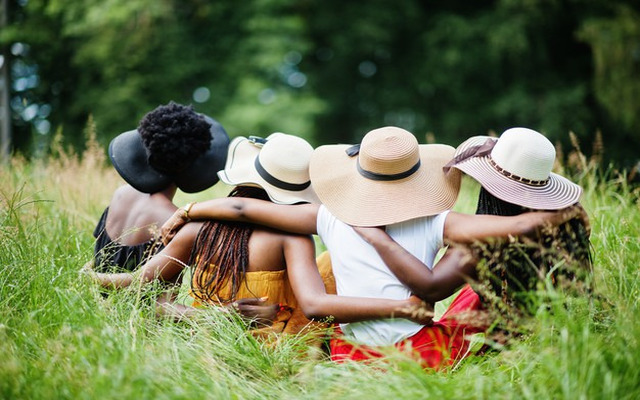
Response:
[86,101,592,369]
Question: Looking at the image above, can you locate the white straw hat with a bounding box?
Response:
[310,126,461,227]
[448,127,582,210]
[217,133,320,204]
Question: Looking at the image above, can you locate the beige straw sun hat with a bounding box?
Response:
[217,132,320,204]
[447,127,582,210]
[309,126,461,227]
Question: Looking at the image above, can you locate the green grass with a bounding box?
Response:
[1,146,639,399]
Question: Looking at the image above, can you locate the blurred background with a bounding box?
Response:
[1,0,639,166]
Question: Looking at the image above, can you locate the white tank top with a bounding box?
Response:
[316,205,448,346]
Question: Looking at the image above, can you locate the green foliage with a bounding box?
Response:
[1,147,640,399]
[4,0,640,162]
[578,4,640,160]
[215,0,327,141]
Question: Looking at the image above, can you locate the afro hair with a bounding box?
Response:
[138,101,212,173]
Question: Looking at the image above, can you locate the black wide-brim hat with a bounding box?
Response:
[108,115,230,193]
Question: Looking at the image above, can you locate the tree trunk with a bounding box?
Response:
[0,0,11,163]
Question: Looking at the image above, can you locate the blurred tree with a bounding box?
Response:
[2,0,326,153]
[0,0,10,162]
[302,0,597,149]
[1,0,74,154]
[578,4,640,161]
[50,0,238,145]
[303,0,426,144]
[2,0,639,164]
[214,0,326,143]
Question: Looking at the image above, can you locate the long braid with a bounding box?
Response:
[475,187,592,271]
[470,188,593,328]
[475,187,526,216]
[189,186,270,304]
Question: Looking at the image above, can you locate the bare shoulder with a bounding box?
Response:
[246,227,289,271]
[109,185,148,216]
[111,184,143,203]
[244,227,315,272]
[252,228,314,255]
[109,186,176,240]
[106,186,146,226]
[251,226,312,245]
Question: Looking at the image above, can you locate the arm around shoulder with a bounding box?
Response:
[283,234,432,324]
[354,226,475,303]
[443,207,584,244]
[188,198,319,235]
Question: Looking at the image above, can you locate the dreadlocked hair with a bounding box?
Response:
[138,101,212,173]
[468,187,593,333]
[189,186,271,304]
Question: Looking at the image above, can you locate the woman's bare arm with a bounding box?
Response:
[444,204,588,244]
[93,222,202,289]
[283,234,432,324]
[155,292,278,325]
[354,226,478,303]
[155,291,200,321]
[355,205,588,302]
[161,198,319,244]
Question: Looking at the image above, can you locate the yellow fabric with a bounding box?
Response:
[190,250,336,336]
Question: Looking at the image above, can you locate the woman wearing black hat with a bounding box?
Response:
[90,101,229,273]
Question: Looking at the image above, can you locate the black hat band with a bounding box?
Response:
[254,157,311,191]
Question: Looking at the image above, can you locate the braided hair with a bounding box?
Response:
[138,101,212,173]
[189,186,271,304]
[470,188,593,325]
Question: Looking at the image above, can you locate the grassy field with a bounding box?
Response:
[1,138,639,400]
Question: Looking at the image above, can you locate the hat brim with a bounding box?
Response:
[310,144,461,226]
[453,136,582,210]
[173,116,229,193]
[109,130,172,193]
[218,136,320,204]
[108,115,229,194]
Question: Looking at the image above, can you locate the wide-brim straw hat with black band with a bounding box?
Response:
[217,132,320,204]
[309,126,461,227]
[448,127,582,210]
[109,115,230,194]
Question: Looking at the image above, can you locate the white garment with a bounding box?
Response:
[316,205,449,346]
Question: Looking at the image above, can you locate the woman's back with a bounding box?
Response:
[92,102,229,272]
[188,220,334,334]
[245,228,289,272]
[105,185,177,245]
[93,185,178,272]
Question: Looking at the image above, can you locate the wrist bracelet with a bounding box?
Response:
[182,202,196,221]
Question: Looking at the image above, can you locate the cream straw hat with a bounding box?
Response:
[447,127,582,210]
[310,126,461,227]
[217,132,320,204]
